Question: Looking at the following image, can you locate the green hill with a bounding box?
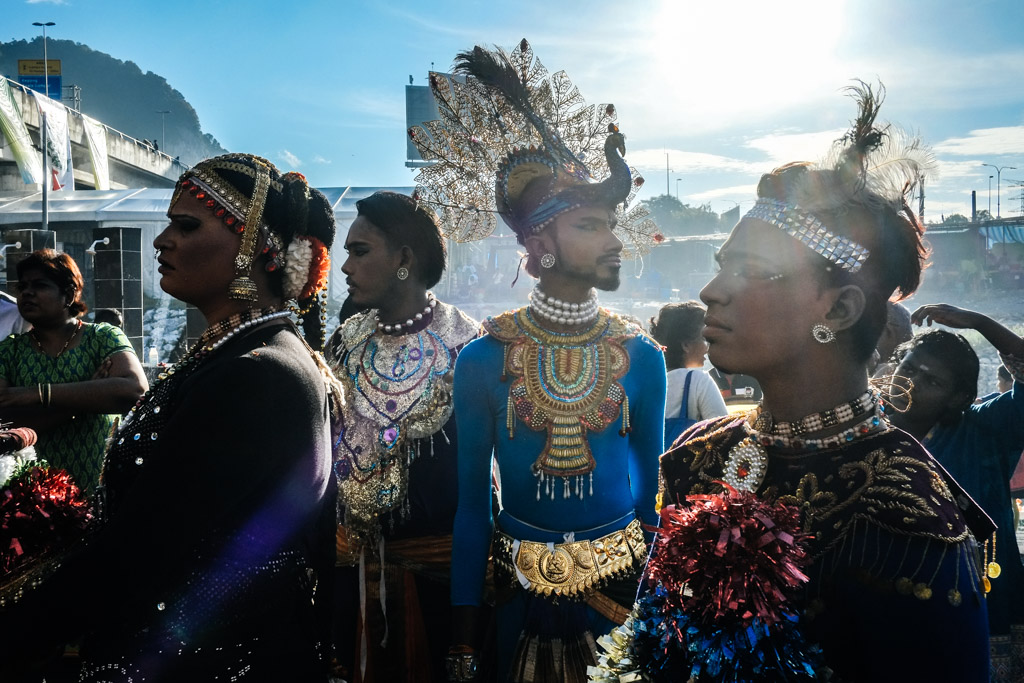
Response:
[0,37,226,166]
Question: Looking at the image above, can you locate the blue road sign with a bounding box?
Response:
[19,75,63,100]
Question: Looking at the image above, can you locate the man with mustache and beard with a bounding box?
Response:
[408,40,666,682]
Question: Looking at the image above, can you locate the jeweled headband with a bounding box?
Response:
[171,156,283,301]
[743,198,870,273]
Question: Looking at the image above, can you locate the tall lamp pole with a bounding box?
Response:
[988,175,993,215]
[32,21,55,232]
[156,109,170,151]
[675,178,682,200]
[665,152,671,196]
[32,22,55,98]
[982,163,1017,219]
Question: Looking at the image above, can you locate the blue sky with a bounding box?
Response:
[7,0,1024,220]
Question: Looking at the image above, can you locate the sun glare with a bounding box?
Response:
[641,0,847,130]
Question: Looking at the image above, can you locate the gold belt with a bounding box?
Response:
[494,518,646,600]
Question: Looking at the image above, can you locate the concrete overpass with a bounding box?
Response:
[0,76,183,192]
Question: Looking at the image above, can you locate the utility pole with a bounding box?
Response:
[156,109,170,152]
[665,152,670,195]
[32,21,55,230]
[982,163,1017,218]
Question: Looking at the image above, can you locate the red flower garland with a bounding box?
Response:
[646,483,811,628]
[0,466,92,576]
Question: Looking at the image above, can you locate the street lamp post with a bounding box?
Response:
[982,163,1017,219]
[665,152,671,196]
[32,21,55,232]
[32,21,55,99]
[988,175,993,215]
[156,110,170,152]
[675,178,682,200]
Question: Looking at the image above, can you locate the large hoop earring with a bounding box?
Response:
[540,253,556,269]
[811,323,836,344]
[396,267,410,281]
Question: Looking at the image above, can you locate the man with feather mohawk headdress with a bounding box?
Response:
[408,39,667,682]
[589,82,993,683]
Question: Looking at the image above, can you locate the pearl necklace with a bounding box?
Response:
[751,406,888,451]
[529,285,599,326]
[754,389,879,438]
[122,310,291,433]
[375,293,436,335]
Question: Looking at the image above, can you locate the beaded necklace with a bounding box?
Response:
[333,301,479,547]
[118,308,287,433]
[721,391,890,493]
[374,292,437,335]
[753,389,878,438]
[99,308,290,518]
[528,285,599,326]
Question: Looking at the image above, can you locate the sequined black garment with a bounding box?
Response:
[0,321,336,682]
[658,415,993,682]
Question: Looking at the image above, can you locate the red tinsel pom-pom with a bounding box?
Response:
[647,483,811,628]
[0,466,92,576]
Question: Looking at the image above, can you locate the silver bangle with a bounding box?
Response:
[445,652,479,682]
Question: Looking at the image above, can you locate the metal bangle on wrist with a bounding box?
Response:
[445,650,479,682]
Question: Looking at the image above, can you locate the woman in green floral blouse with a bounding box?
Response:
[0,249,147,491]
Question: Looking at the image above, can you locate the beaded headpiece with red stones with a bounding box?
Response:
[171,155,286,301]
[408,39,661,257]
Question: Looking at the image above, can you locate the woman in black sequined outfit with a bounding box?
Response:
[0,154,340,682]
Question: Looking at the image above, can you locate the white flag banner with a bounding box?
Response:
[0,78,43,184]
[82,115,110,190]
[32,91,73,191]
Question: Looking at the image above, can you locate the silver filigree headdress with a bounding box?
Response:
[408,39,661,258]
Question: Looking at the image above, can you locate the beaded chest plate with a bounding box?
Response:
[333,301,478,545]
[485,308,641,494]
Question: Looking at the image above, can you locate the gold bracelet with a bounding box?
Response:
[43,383,52,409]
[37,383,44,406]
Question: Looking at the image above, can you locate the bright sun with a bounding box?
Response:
[641,0,848,130]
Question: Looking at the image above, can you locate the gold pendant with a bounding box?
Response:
[983,576,992,593]
[987,561,1002,579]
[228,275,259,301]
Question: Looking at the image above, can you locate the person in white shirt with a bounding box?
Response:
[0,290,28,339]
[649,300,728,447]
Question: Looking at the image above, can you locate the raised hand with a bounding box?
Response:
[910,304,981,330]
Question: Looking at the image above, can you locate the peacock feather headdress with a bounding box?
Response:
[408,39,661,258]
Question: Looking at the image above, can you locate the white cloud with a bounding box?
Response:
[312,155,331,165]
[933,127,1024,156]
[687,185,759,204]
[745,129,847,164]
[280,150,301,167]
[629,148,762,175]
[26,0,68,4]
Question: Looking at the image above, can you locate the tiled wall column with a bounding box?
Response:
[3,229,57,293]
[92,227,143,356]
